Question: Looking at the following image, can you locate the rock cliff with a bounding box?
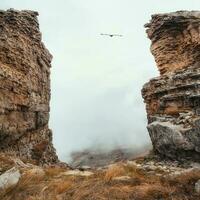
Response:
[142,11,200,160]
[0,9,58,164]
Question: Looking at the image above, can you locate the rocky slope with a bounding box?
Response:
[0,9,58,164]
[1,152,200,200]
[142,11,200,160]
[70,147,150,169]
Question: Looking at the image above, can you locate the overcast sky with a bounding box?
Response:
[1,1,200,161]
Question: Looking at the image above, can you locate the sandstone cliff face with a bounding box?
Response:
[0,9,58,164]
[142,11,200,160]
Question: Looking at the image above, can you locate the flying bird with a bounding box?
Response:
[100,33,123,37]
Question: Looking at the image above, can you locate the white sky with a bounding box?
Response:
[1,1,200,161]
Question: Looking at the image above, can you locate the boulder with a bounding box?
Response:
[195,179,200,194]
[0,167,21,190]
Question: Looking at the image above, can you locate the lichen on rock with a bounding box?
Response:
[0,9,58,164]
[142,11,200,160]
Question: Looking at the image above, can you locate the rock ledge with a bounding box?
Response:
[142,11,200,160]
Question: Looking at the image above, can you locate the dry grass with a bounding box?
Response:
[47,179,73,194]
[104,164,126,181]
[168,169,200,185]
[1,154,200,200]
[0,153,15,173]
[44,166,66,178]
[131,183,174,200]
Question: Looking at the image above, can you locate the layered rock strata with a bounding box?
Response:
[142,11,200,160]
[0,9,58,164]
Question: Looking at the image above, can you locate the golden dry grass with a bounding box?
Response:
[1,155,200,200]
[44,167,67,178]
[104,164,126,181]
[0,153,15,173]
[47,179,73,194]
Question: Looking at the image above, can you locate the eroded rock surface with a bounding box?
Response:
[0,9,58,164]
[142,11,200,160]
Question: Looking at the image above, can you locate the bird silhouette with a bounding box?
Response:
[100,33,123,37]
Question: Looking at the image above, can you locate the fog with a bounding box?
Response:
[1,0,200,161]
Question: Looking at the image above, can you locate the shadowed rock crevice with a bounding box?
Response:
[142,11,200,160]
[0,9,58,164]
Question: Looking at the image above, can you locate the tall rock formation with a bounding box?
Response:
[0,9,58,164]
[142,11,200,160]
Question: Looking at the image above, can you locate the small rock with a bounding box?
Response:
[195,179,200,194]
[113,176,131,181]
[0,167,21,190]
[190,162,200,169]
[62,170,93,177]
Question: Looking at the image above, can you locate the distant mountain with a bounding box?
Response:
[70,147,150,168]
